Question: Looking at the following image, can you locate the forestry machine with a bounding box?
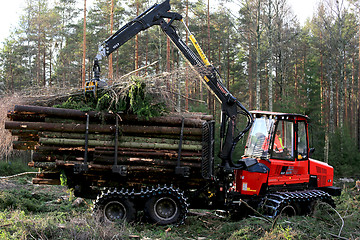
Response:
[84,0,341,225]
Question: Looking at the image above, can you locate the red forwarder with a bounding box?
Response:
[231,111,338,217]
[40,0,341,225]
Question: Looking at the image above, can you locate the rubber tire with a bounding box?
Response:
[144,193,184,225]
[93,192,136,223]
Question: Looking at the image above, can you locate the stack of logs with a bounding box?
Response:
[5,105,214,187]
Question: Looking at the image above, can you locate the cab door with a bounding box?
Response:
[267,119,309,189]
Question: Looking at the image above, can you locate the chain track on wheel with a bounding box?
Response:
[259,189,335,218]
[93,184,189,225]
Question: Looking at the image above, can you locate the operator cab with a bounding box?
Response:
[244,111,309,162]
[231,111,328,196]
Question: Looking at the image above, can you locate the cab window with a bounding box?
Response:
[297,121,308,160]
[271,120,294,160]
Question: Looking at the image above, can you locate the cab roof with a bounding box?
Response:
[250,110,309,120]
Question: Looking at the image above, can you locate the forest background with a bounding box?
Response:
[0,0,360,177]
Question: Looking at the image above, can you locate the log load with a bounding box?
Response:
[5,105,215,193]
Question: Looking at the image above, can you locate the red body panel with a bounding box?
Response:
[233,169,267,195]
[309,158,334,187]
[265,159,309,187]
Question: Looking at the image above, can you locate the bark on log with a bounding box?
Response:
[10,129,38,136]
[13,141,38,150]
[13,105,211,126]
[32,152,85,162]
[6,121,202,136]
[14,105,95,119]
[168,112,213,121]
[39,132,113,141]
[120,125,202,136]
[28,161,56,168]
[17,135,39,142]
[39,137,202,151]
[115,133,202,141]
[93,154,200,162]
[114,114,207,127]
[32,178,60,185]
[55,160,175,173]
[5,121,115,133]
[7,111,45,122]
[36,172,60,179]
[94,149,202,159]
[35,145,93,153]
[119,136,201,145]
[37,132,201,145]
[94,147,202,156]
[92,156,201,167]
[45,117,85,124]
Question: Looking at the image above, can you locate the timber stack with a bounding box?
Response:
[5,105,214,196]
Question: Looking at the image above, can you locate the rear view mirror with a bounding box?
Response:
[309,148,315,158]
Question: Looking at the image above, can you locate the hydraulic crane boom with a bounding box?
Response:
[89,0,253,170]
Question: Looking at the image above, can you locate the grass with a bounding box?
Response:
[0,160,359,239]
[0,155,33,177]
[0,185,358,240]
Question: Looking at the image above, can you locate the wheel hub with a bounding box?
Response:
[104,201,127,221]
[154,197,178,220]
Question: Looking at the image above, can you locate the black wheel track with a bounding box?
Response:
[259,189,335,218]
[93,184,189,225]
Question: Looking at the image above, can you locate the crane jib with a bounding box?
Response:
[189,35,211,66]
[88,0,254,169]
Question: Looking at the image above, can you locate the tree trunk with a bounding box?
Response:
[267,0,273,111]
[82,0,87,87]
[207,0,214,115]
[320,31,325,125]
[351,54,355,138]
[135,1,140,74]
[358,21,360,149]
[185,0,189,111]
[248,32,253,109]
[43,46,46,86]
[108,0,114,82]
[255,0,261,110]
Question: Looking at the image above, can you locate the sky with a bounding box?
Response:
[288,0,319,24]
[0,0,26,45]
[0,0,318,47]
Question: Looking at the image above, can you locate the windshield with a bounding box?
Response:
[244,116,275,158]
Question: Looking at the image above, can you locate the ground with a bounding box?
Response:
[0,176,359,240]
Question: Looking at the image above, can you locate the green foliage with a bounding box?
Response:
[328,127,360,177]
[125,78,167,119]
[60,170,67,186]
[95,92,125,112]
[0,188,67,213]
[53,95,95,112]
[53,77,167,119]
[0,158,33,176]
[188,102,209,114]
[0,209,133,240]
